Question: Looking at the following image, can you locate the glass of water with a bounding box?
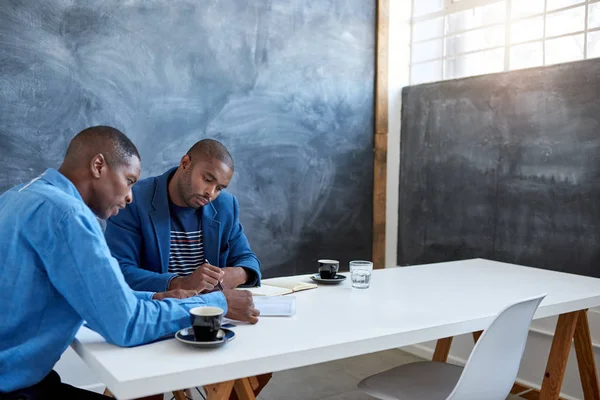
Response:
[350,260,373,289]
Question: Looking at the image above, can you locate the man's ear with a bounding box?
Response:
[89,154,107,179]
[180,154,192,170]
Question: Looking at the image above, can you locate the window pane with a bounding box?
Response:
[446,2,506,34]
[414,0,444,17]
[546,0,585,12]
[588,2,600,30]
[512,0,544,18]
[587,31,600,58]
[444,48,504,79]
[545,34,584,65]
[510,16,544,44]
[411,39,443,63]
[510,42,544,69]
[545,6,585,37]
[411,61,443,85]
[413,17,444,42]
[445,25,505,56]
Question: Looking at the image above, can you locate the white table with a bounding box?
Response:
[72,259,600,399]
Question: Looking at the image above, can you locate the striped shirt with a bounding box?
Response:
[168,201,204,276]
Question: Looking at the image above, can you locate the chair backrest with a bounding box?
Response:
[447,293,546,400]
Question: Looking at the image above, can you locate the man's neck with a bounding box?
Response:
[58,166,91,207]
[167,169,187,207]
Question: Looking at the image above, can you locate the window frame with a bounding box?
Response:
[409,0,599,84]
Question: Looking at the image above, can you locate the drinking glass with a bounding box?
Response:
[350,260,373,289]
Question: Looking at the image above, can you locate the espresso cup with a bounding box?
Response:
[190,306,224,342]
[318,259,339,279]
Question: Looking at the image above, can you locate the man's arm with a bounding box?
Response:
[105,201,177,292]
[224,196,261,287]
[47,209,227,347]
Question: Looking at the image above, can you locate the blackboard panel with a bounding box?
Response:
[0,1,375,277]
[398,58,600,277]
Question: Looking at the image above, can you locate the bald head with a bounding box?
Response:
[187,139,233,171]
[63,126,140,169]
[169,139,234,208]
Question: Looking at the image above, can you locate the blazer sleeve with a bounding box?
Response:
[105,201,177,292]
[226,195,261,286]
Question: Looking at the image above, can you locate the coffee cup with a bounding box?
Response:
[318,259,339,279]
[190,306,224,342]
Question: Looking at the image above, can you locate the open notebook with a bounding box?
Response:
[243,277,317,296]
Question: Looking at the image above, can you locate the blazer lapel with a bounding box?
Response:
[202,203,221,266]
[150,169,176,273]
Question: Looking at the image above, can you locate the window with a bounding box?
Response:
[409,0,599,85]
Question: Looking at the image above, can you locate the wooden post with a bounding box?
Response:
[433,337,453,362]
[173,391,187,400]
[539,312,580,399]
[204,376,267,400]
[205,380,236,400]
[573,311,600,400]
[373,0,389,269]
[233,378,257,400]
[229,373,272,400]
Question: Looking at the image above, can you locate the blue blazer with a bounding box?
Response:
[105,168,261,292]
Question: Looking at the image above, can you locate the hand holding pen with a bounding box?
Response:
[206,259,225,291]
[167,258,224,292]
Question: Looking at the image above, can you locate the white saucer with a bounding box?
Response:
[175,327,235,348]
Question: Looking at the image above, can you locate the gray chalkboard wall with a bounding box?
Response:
[0,1,375,277]
[398,58,600,278]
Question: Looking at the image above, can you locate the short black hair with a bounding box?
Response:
[187,139,234,170]
[64,126,140,167]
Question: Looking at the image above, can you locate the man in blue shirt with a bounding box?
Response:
[105,139,261,294]
[0,126,259,399]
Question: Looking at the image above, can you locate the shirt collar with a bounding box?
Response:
[38,168,84,203]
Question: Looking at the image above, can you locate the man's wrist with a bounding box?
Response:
[168,276,184,290]
[232,266,249,286]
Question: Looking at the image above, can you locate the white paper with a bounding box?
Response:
[254,296,296,317]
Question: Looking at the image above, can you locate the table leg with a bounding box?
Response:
[205,380,236,400]
[229,373,272,399]
[573,311,600,400]
[233,378,257,400]
[539,311,580,399]
[173,390,187,400]
[433,337,453,362]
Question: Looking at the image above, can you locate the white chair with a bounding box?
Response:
[357,294,546,400]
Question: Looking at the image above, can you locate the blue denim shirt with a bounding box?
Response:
[0,169,227,392]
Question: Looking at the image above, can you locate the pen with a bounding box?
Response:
[206,258,224,291]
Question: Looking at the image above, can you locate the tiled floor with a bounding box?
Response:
[166,349,521,400]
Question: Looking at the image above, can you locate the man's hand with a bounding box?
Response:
[169,262,224,292]
[223,289,260,324]
[152,289,198,300]
[221,267,250,289]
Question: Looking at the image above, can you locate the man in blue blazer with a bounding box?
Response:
[105,139,261,294]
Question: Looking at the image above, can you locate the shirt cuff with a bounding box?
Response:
[165,273,180,291]
[133,291,155,301]
[195,291,228,314]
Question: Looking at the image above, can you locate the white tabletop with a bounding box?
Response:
[72,258,600,399]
